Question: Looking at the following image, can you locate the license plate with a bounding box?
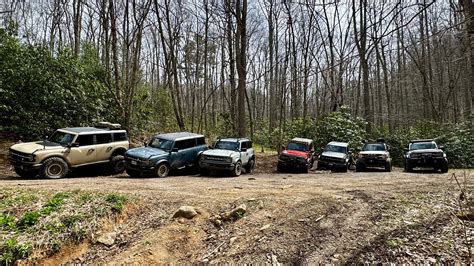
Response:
[131,160,137,165]
[328,163,334,166]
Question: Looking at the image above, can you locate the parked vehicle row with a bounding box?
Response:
[8,124,449,179]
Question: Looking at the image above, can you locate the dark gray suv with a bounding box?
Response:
[124,132,207,177]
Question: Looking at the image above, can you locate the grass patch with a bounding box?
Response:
[0,189,133,264]
[105,193,128,213]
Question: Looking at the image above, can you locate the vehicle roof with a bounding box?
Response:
[364,142,386,145]
[59,127,126,134]
[409,139,434,143]
[218,138,251,142]
[290,137,313,144]
[156,132,204,141]
[327,141,349,147]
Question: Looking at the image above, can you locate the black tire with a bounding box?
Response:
[277,162,285,173]
[199,167,209,176]
[126,168,140,177]
[155,162,170,178]
[341,165,348,173]
[231,161,242,177]
[384,162,392,172]
[440,164,448,173]
[40,157,68,179]
[110,155,125,174]
[245,158,255,174]
[355,163,364,172]
[405,160,413,172]
[14,168,37,179]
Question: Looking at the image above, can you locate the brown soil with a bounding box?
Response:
[0,141,472,264]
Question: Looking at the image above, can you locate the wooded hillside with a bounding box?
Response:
[0,1,473,145]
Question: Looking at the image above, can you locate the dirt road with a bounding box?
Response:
[0,160,472,264]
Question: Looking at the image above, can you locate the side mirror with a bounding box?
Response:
[42,134,49,140]
[143,141,148,147]
[69,142,79,148]
[321,147,325,151]
[208,145,213,149]
[171,147,179,152]
[439,145,445,150]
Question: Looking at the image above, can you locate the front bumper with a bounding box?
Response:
[278,157,308,168]
[407,157,447,168]
[9,158,42,171]
[317,159,346,170]
[199,161,235,171]
[356,157,389,167]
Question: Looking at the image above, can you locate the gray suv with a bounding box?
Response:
[198,138,255,176]
[124,132,207,177]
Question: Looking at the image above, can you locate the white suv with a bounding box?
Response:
[198,138,255,176]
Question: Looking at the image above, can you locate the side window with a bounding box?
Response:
[241,141,247,151]
[174,139,195,150]
[247,141,252,149]
[76,134,94,146]
[113,132,128,141]
[196,137,205,146]
[96,133,112,144]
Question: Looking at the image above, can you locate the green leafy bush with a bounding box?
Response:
[0,32,114,140]
[17,211,40,228]
[0,238,32,265]
[313,106,367,151]
[105,193,127,213]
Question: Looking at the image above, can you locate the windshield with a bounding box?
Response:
[214,141,239,151]
[149,138,174,151]
[287,142,309,152]
[325,144,347,154]
[410,142,436,150]
[49,131,75,145]
[362,143,385,151]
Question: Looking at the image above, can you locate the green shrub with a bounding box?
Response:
[17,211,40,228]
[105,193,127,213]
[0,238,32,265]
[0,213,16,229]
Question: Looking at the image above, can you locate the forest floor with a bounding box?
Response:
[0,141,472,264]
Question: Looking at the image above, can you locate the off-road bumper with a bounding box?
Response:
[317,159,346,170]
[406,157,447,168]
[9,158,42,171]
[199,161,235,171]
[356,158,389,168]
[277,158,308,169]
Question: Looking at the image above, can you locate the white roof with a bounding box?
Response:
[328,141,349,147]
[291,138,312,144]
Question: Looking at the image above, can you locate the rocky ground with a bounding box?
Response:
[0,141,472,264]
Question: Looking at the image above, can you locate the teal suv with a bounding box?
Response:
[124,132,207,177]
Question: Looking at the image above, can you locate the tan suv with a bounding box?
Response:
[9,125,129,179]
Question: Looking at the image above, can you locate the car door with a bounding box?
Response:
[240,141,249,165]
[67,134,97,165]
[95,133,113,162]
[169,139,194,169]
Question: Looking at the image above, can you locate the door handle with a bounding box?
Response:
[106,147,113,152]
[88,148,95,152]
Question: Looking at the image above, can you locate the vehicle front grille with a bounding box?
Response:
[362,154,386,159]
[319,156,344,163]
[9,149,33,162]
[204,155,229,162]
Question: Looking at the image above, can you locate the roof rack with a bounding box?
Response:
[95,122,122,130]
[410,139,434,143]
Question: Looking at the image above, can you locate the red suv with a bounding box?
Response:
[277,138,315,173]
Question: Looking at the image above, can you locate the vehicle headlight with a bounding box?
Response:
[381,154,388,159]
[226,157,232,163]
[27,154,35,162]
[358,154,364,158]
